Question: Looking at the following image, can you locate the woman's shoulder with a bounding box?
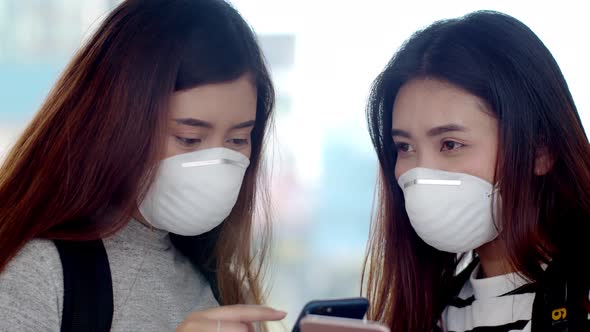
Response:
[2,238,63,278]
[0,239,63,330]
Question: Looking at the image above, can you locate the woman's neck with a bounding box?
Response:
[475,238,515,278]
[132,208,152,229]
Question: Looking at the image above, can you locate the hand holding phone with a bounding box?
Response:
[177,305,286,332]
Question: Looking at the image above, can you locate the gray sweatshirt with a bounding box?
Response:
[0,220,219,331]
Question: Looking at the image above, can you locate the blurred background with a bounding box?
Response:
[0,0,588,330]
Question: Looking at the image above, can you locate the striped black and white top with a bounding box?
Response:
[440,263,539,332]
[440,263,589,332]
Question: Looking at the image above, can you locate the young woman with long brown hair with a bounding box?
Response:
[364,10,590,332]
[0,0,285,331]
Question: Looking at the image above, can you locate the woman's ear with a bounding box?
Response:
[534,147,554,176]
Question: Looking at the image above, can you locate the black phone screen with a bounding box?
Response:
[292,297,369,332]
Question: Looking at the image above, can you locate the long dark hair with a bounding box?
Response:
[0,0,274,305]
[364,10,590,331]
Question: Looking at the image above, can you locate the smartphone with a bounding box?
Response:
[292,297,369,332]
[300,314,390,332]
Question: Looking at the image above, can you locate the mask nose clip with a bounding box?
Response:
[403,178,462,189]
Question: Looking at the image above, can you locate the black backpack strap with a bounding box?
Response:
[531,257,589,332]
[54,240,114,332]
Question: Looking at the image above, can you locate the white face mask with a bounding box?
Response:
[139,147,250,236]
[397,167,500,253]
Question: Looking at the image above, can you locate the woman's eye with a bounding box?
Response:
[440,140,464,152]
[175,136,201,147]
[395,142,414,153]
[227,138,249,147]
